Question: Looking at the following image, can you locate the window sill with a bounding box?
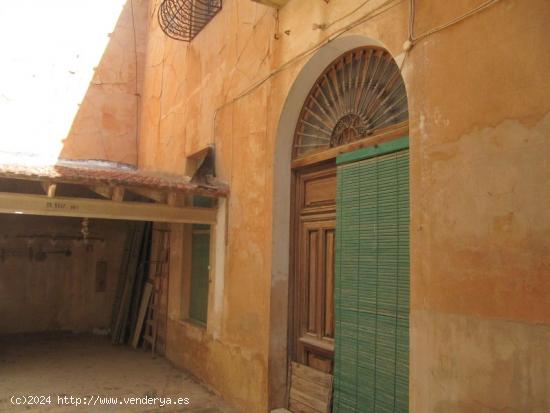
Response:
[178,318,207,330]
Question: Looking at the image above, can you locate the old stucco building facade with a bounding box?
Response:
[1,0,549,412]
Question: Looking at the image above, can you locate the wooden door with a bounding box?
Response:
[291,161,336,373]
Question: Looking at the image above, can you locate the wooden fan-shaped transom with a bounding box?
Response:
[293,47,408,159]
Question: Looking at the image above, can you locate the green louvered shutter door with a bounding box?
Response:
[334,138,409,413]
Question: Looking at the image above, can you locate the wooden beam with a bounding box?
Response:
[291,122,409,169]
[0,192,217,224]
[126,187,166,203]
[91,186,113,199]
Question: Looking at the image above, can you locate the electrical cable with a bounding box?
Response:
[210,0,504,145]
[409,0,502,43]
[211,0,403,144]
[323,0,372,30]
[407,0,415,41]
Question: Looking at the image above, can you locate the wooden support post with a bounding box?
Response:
[126,187,167,203]
[41,182,57,198]
[47,184,57,198]
[167,192,177,206]
[112,186,125,202]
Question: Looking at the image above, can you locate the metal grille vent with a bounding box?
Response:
[293,47,408,158]
[158,0,222,42]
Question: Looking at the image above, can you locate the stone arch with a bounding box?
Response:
[268,34,408,409]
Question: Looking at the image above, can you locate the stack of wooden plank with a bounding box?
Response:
[111,222,152,345]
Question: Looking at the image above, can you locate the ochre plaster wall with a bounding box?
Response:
[407,1,550,411]
[0,215,130,334]
[138,0,550,412]
[0,0,148,165]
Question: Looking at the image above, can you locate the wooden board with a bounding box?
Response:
[289,362,333,413]
[111,222,146,344]
[132,282,153,348]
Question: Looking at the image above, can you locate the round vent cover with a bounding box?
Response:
[158,0,222,42]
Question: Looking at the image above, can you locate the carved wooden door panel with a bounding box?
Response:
[292,161,336,373]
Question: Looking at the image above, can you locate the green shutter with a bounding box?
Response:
[334,140,409,413]
[189,225,210,325]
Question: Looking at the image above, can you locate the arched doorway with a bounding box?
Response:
[282,43,410,412]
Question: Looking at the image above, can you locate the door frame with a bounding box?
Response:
[270,35,411,410]
[288,125,409,366]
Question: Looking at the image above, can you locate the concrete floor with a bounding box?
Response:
[0,333,237,413]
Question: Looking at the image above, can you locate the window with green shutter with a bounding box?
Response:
[189,196,213,325]
[333,137,410,413]
[189,224,210,325]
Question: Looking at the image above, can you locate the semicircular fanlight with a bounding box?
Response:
[293,47,408,158]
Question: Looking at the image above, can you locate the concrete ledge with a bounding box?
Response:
[250,0,290,8]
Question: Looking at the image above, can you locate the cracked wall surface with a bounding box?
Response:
[137,0,550,412]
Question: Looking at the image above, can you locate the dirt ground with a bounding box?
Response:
[0,333,237,413]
